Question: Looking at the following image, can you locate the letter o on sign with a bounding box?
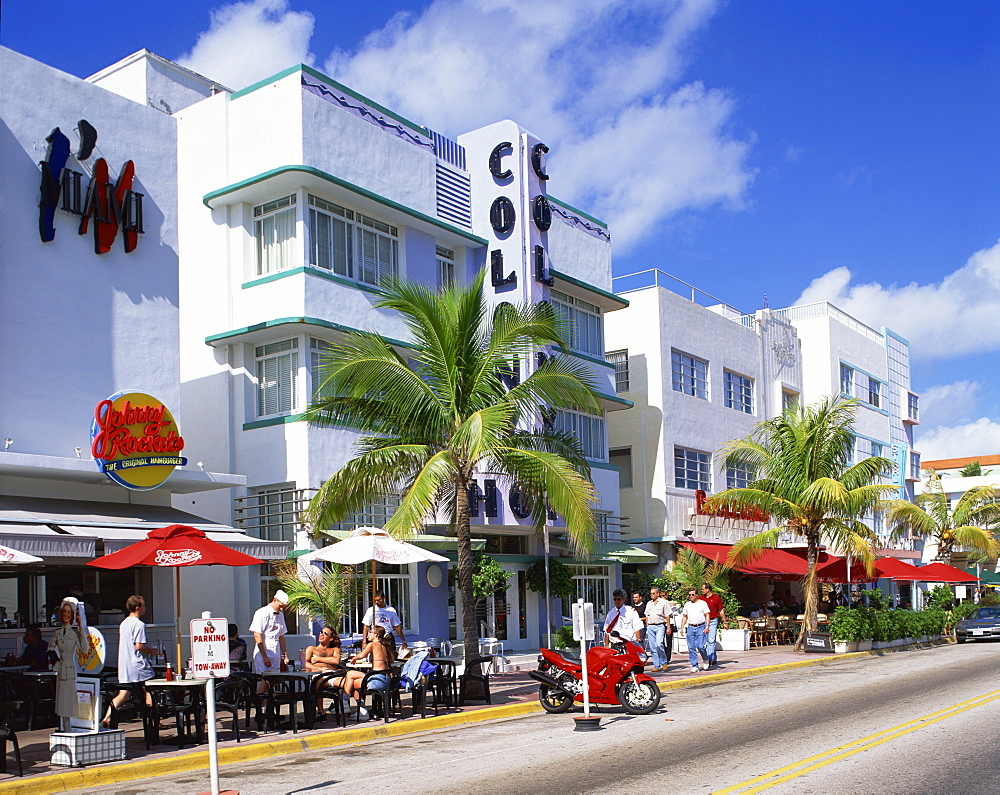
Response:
[532,195,552,231]
[490,197,516,235]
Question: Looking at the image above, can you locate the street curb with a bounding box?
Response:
[0,641,950,793]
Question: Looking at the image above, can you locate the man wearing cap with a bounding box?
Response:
[249,590,290,678]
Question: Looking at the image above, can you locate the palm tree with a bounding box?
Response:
[301,271,601,662]
[705,396,895,648]
[885,472,1000,564]
[273,559,358,630]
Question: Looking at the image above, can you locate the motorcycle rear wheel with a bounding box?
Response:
[617,680,661,714]
[538,685,574,713]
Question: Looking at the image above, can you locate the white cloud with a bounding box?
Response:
[917,418,1000,461]
[322,0,755,253]
[919,381,982,428]
[795,239,1000,359]
[177,0,315,90]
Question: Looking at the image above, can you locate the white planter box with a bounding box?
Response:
[857,640,873,651]
[719,628,750,652]
[834,640,859,654]
[872,640,889,649]
[50,729,126,767]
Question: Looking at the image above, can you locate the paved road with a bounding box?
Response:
[81,642,1000,794]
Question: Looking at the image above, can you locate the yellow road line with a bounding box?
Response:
[715,688,1000,794]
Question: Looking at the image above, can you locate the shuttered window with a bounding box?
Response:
[254,195,297,276]
[255,339,299,417]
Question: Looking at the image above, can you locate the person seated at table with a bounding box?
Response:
[342,626,395,720]
[18,624,49,671]
[305,626,343,720]
[228,623,248,666]
[750,604,772,618]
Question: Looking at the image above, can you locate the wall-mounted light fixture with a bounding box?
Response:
[3,439,12,451]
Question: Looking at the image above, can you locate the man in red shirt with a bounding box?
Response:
[700,582,727,668]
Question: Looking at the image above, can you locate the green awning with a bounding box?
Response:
[962,567,1000,584]
[592,541,657,563]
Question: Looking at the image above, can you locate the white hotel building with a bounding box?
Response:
[0,45,633,654]
[605,271,922,606]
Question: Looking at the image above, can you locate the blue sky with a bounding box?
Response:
[3,0,998,459]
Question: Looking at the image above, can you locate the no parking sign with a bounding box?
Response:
[190,617,230,678]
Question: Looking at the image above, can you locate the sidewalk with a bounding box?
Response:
[0,641,945,793]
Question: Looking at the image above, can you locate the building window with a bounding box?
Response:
[254,194,297,276]
[910,452,921,479]
[550,290,603,358]
[726,462,753,490]
[309,338,337,399]
[782,390,799,412]
[436,246,455,288]
[323,494,402,535]
[307,195,398,287]
[675,446,711,491]
[571,565,611,622]
[870,442,884,459]
[554,410,606,460]
[908,393,919,421]
[723,370,753,414]
[866,376,881,408]
[246,486,300,543]
[255,339,299,417]
[343,563,411,634]
[840,364,854,396]
[609,448,633,488]
[671,350,708,399]
[605,350,629,392]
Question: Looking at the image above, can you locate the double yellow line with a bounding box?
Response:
[715,687,1000,793]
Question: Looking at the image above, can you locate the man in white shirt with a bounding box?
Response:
[249,590,290,679]
[679,588,712,673]
[362,591,408,654]
[644,586,673,671]
[603,589,643,645]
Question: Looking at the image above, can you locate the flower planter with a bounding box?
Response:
[857,640,872,651]
[834,640,859,654]
[719,628,750,652]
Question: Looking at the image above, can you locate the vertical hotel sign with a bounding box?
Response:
[91,392,186,490]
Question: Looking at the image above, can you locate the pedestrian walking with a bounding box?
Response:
[644,586,672,671]
[701,582,727,667]
[679,588,712,672]
[632,591,648,643]
[603,589,643,645]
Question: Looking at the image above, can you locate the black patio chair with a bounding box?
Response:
[427,659,458,709]
[359,667,401,724]
[205,678,245,742]
[231,671,268,730]
[313,670,347,728]
[144,683,203,749]
[25,675,56,730]
[459,656,493,706]
[0,701,22,777]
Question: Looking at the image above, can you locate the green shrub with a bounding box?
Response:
[926,585,954,611]
[980,591,1000,606]
[951,601,979,624]
[553,625,576,649]
[829,606,870,641]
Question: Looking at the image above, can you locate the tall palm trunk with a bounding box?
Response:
[796,529,820,651]
[455,475,478,665]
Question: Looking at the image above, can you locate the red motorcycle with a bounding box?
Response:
[529,631,661,715]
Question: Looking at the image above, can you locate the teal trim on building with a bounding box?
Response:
[243,413,308,430]
[202,165,488,247]
[547,196,608,229]
[205,316,413,350]
[564,349,615,370]
[228,64,302,100]
[596,391,633,408]
[242,266,384,296]
[589,461,620,472]
[550,269,629,308]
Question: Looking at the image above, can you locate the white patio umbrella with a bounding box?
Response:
[0,543,43,564]
[300,527,448,640]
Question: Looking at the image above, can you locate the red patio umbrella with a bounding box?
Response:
[875,557,926,579]
[88,524,263,669]
[815,557,885,584]
[915,562,980,583]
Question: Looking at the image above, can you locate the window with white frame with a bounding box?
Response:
[606,350,629,392]
[723,370,753,414]
[908,393,919,421]
[307,195,398,287]
[255,339,299,417]
[554,410,606,460]
[840,364,854,396]
[782,390,799,412]
[864,374,882,408]
[910,452,921,479]
[571,565,611,622]
[254,195,297,276]
[550,290,603,358]
[870,441,884,459]
[343,563,412,634]
[436,246,455,289]
[726,462,754,490]
[310,337,337,399]
[675,446,711,491]
[672,350,708,399]
[609,448,633,488]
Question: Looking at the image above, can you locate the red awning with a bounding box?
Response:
[915,562,980,583]
[679,542,831,580]
[815,557,884,584]
[875,557,926,580]
[677,542,734,565]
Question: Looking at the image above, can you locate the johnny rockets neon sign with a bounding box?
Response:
[38,120,144,254]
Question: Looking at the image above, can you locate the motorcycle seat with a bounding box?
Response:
[556,649,582,663]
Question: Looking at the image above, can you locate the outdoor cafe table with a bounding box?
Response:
[144,678,207,747]
[261,670,322,731]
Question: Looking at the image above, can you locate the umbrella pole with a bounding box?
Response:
[175,568,182,671]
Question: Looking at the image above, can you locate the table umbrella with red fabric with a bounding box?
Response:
[915,562,980,583]
[815,556,885,584]
[88,524,263,669]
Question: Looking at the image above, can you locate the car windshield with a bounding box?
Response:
[974,607,1000,620]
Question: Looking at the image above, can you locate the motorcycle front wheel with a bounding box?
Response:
[617,680,661,714]
[538,685,574,713]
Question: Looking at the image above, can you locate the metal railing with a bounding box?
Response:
[613,269,754,327]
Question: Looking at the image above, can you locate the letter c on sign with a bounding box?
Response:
[489,142,513,180]
[531,143,549,180]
